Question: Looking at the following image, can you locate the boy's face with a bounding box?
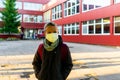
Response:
[44,26,58,35]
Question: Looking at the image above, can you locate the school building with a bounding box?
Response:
[0,0,120,46]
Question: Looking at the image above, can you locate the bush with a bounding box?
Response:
[6,37,20,41]
[0,38,4,41]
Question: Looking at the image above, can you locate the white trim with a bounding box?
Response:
[63,34,80,36]
[82,34,110,36]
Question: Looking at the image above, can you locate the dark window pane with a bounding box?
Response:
[55,14,56,19]
[96,19,101,23]
[89,25,94,34]
[68,27,71,34]
[68,2,71,7]
[95,24,101,34]
[103,24,110,33]
[76,5,79,13]
[115,22,120,33]
[103,18,110,23]
[72,27,75,34]
[83,21,87,25]
[115,16,120,21]
[64,2,67,8]
[64,10,67,16]
[72,7,75,14]
[89,20,94,24]
[76,27,79,34]
[89,5,94,10]
[76,0,79,4]
[95,5,101,8]
[68,9,71,15]
[60,12,62,17]
[83,4,87,11]
[72,2,75,6]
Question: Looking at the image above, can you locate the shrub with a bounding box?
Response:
[0,38,4,41]
[6,37,20,41]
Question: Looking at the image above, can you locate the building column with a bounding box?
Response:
[62,2,64,19]
[110,16,114,35]
[21,2,24,23]
[80,0,82,14]
[61,2,64,37]
[79,22,82,35]
[111,0,114,5]
[50,9,52,22]
[62,24,64,36]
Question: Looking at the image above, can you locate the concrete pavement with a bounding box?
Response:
[0,40,120,80]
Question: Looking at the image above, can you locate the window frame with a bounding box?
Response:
[64,0,80,17]
[82,18,110,35]
[64,23,80,35]
[52,4,62,20]
[114,16,120,35]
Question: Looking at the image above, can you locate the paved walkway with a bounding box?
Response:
[0,40,120,80]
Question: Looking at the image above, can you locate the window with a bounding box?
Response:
[64,0,79,17]
[23,15,42,23]
[44,10,51,22]
[52,4,62,20]
[114,0,120,3]
[76,23,79,34]
[37,16,43,22]
[82,0,111,12]
[83,4,87,11]
[64,25,67,34]
[15,2,22,9]
[95,19,101,34]
[82,21,88,34]
[0,13,2,21]
[82,18,110,35]
[89,25,94,34]
[114,16,120,34]
[24,2,43,11]
[72,23,75,34]
[95,24,101,34]
[89,4,94,10]
[96,19,101,23]
[103,18,110,33]
[0,0,5,8]
[64,23,79,35]
[103,24,110,33]
[58,26,62,35]
[18,14,22,22]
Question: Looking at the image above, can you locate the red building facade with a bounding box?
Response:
[0,0,120,46]
[0,0,50,39]
[43,0,120,46]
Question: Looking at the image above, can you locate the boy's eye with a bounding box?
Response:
[47,31,56,34]
[53,31,57,33]
[48,32,51,34]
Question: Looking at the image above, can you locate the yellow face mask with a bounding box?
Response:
[46,33,58,43]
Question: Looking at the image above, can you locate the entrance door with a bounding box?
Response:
[24,29,38,39]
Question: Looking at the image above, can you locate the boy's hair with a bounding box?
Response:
[44,22,57,31]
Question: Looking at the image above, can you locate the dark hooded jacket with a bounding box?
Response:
[32,36,73,80]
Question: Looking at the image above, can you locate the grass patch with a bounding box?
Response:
[6,37,20,41]
[0,38,5,41]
